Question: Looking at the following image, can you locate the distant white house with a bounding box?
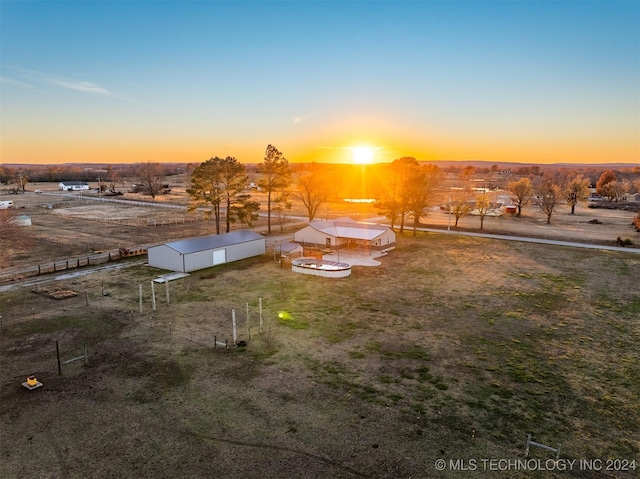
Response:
[294,217,396,253]
[59,181,90,191]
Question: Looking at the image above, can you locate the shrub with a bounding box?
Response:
[615,237,634,246]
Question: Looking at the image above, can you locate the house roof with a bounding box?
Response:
[162,230,264,254]
[308,218,391,241]
[59,181,89,186]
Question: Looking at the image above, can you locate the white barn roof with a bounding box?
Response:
[308,218,389,241]
[163,230,264,254]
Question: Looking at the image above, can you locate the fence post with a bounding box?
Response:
[56,340,62,376]
[151,281,157,311]
[232,309,237,345]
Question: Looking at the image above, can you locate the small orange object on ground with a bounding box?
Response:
[22,375,43,390]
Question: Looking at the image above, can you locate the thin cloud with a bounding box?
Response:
[4,66,111,96]
[44,78,110,95]
[0,76,31,88]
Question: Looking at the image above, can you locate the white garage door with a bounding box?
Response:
[212,249,226,265]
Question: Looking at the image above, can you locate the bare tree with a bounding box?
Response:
[537,180,562,224]
[376,157,421,232]
[598,180,629,202]
[475,192,495,230]
[450,188,472,227]
[564,175,590,214]
[507,177,534,217]
[258,145,291,234]
[108,169,122,192]
[133,162,165,199]
[375,158,415,231]
[293,163,332,222]
[405,165,443,236]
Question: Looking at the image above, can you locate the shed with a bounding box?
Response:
[147,230,266,273]
[294,217,396,252]
[279,242,303,257]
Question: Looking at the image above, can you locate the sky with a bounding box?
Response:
[1,0,639,165]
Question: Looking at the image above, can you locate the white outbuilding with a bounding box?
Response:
[294,217,396,253]
[147,230,266,273]
[58,181,90,191]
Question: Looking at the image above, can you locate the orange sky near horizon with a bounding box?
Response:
[2,126,638,166]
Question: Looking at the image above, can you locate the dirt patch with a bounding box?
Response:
[36,287,78,300]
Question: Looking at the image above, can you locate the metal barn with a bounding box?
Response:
[147,230,266,273]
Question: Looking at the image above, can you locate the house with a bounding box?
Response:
[294,217,396,253]
[147,230,266,273]
[58,181,90,191]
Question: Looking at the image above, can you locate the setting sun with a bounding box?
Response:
[351,147,374,164]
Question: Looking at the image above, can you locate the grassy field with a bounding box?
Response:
[1,232,639,478]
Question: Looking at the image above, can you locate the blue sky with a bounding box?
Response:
[1,0,638,164]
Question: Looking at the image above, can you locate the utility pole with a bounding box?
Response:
[448,194,452,233]
[18,170,25,193]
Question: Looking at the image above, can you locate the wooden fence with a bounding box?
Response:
[0,247,147,285]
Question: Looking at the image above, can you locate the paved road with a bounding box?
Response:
[412,226,640,254]
[0,260,147,293]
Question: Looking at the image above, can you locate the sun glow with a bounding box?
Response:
[351,146,374,164]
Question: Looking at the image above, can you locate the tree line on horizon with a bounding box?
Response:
[2,151,639,237]
[159,149,640,235]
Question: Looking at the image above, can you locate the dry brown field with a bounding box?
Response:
[1,182,639,478]
[1,181,638,271]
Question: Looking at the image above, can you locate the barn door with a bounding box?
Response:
[212,249,226,265]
